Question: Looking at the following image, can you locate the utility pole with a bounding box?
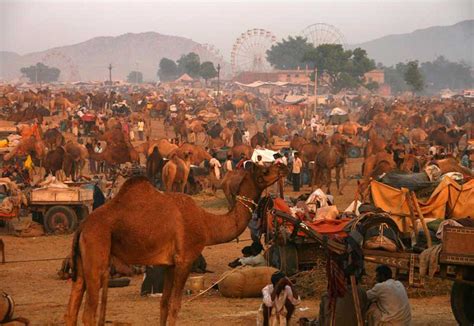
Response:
[135,62,139,84]
[313,67,318,114]
[216,63,221,108]
[108,64,113,84]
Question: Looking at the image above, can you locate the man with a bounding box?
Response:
[262,271,300,326]
[137,119,145,141]
[292,152,303,192]
[209,154,222,180]
[224,154,233,173]
[228,241,265,268]
[366,265,411,326]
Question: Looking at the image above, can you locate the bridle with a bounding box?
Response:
[235,195,258,214]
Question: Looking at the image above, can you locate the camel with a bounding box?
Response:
[146,147,165,182]
[337,121,361,137]
[64,162,287,326]
[290,135,308,152]
[312,144,345,195]
[173,143,211,165]
[63,141,89,180]
[220,127,234,146]
[250,132,267,148]
[409,128,428,145]
[229,144,253,161]
[358,151,397,200]
[43,128,64,150]
[162,152,192,193]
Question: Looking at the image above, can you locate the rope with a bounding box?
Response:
[185,265,244,303]
[2,257,66,264]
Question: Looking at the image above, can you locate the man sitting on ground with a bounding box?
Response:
[366,265,411,326]
[228,241,266,268]
[262,271,300,326]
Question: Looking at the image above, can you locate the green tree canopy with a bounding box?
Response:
[199,61,217,83]
[127,71,143,84]
[303,44,375,93]
[266,36,314,69]
[157,58,178,82]
[20,62,60,83]
[420,56,473,90]
[404,60,424,93]
[177,52,201,78]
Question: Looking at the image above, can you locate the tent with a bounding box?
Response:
[370,177,474,232]
[328,107,349,124]
[175,74,194,83]
[251,148,277,163]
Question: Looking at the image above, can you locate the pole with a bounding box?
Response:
[313,67,318,114]
[108,64,112,84]
[217,63,221,108]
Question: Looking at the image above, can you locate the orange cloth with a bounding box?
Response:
[370,178,474,232]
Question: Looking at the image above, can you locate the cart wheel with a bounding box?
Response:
[44,206,78,234]
[347,146,361,158]
[268,244,299,276]
[451,281,474,325]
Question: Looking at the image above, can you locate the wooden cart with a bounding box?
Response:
[29,186,93,234]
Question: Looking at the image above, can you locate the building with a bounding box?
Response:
[364,69,385,84]
[234,68,310,85]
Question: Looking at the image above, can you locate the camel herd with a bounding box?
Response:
[1,83,473,325]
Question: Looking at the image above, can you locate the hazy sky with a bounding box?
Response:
[1,0,472,58]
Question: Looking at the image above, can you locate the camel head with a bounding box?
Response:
[242,161,288,192]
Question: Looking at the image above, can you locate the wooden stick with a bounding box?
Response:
[350,275,364,326]
[405,190,418,235]
[410,191,432,248]
[278,177,284,199]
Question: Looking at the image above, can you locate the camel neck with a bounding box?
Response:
[205,174,261,246]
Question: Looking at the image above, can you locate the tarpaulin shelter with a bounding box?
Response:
[328,107,349,124]
[370,177,474,232]
[251,148,277,163]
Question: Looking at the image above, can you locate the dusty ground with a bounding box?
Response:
[0,157,456,325]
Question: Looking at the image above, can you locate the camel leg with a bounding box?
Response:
[336,166,342,195]
[65,259,86,326]
[81,238,110,326]
[326,169,332,195]
[166,263,193,326]
[160,266,175,326]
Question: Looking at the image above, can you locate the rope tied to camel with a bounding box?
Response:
[235,195,258,214]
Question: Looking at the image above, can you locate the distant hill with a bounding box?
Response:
[351,20,474,67]
[0,32,228,82]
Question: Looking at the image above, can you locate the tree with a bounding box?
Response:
[303,44,375,93]
[177,52,201,78]
[199,61,217,84]
[404,60,424,93]
[20,62,60,83]
[127,71,143,84]
[157,58,178,82]
[266,36,314,69]
[420,56,473,91]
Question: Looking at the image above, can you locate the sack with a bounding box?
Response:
[363,223,398,252]
[218,266,277,298]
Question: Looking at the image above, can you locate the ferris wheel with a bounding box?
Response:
[231,28,277,75]
[41,50,81,82]
[192,43,224,63]
[300,23,346,48]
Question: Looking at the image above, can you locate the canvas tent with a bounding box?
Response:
[370,177,474,232]
[251,148,277,163]
[328,107,349,124]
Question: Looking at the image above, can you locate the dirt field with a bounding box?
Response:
[0,157,456,325]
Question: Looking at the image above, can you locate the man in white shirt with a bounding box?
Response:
[224,154,233,173]
[367,265,411,326]
[262,271,300,326]
[292,152,303,192]
[209,154,222,180]
[137,119,145,140]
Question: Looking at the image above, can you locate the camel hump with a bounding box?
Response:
[115,176,153,197]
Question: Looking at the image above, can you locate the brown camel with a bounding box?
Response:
[229,144,253,161]
[290,135,308,152]
[312,144,345,195]
[358,151,397,200]
[162,152,192,192]
[173,143,211,165]
[64,162,287,326]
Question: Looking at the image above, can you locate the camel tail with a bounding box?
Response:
[71,228,82,282]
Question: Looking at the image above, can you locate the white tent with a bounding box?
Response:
[251,148,277,163]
